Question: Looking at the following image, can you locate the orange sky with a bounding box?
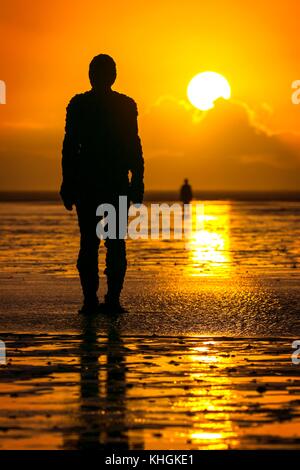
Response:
[0,0,300,190]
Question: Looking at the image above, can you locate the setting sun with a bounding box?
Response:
[187,71,231,111]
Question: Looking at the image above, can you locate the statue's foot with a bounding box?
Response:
[78,298,99,315]
[99,295,127,314]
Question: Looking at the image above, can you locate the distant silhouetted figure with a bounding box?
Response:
[180,178,193,204]
[60,54,144,314]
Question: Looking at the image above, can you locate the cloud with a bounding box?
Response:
[1,95,299,191]
[140,96,300,190]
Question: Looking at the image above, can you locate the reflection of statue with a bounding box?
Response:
[180,178,193,204]
[65,317,143,449]
[76,316,103,449]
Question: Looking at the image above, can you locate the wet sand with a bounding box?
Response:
[0,200,300,449]
[1,274,300,336]
[0,328,299,449]
[0,274,300,449]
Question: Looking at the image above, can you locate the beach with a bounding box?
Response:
[0,199,300,449]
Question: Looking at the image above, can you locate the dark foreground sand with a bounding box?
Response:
[0,331,299,450]
[0,274,300,449]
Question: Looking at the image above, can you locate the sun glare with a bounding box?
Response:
[187,71,231,111]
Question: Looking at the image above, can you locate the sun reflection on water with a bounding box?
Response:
[184,342,239,449]
[185,202,232,277]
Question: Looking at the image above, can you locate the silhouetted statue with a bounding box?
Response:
[180,178,193,204]
[60,54,144,314]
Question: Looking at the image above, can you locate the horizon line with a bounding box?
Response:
[1,189,300,202]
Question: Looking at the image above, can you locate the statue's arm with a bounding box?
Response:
[60,96,80,210]
[128,101,144,204]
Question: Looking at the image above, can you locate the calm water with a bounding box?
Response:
[0,200,300,279]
